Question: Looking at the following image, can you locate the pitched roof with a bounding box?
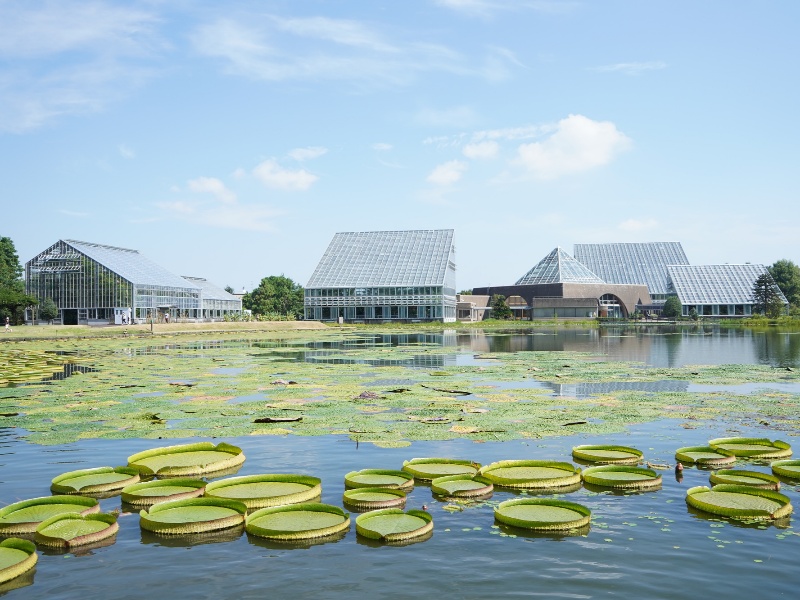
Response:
[515,247,604,285]
[667,264,788,305]
[307,229,455,287]
[182,277,240,301]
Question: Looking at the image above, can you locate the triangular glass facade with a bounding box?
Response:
[515,248,605,285]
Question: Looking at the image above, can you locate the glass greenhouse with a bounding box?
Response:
[516,247,604,285]
[304,229,457,323]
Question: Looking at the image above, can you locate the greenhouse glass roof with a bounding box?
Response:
[667,264,787,305]
[307,229,455,287]
[515,247,605,285]
[574,242,689,295]
[65,240,199,290]
[182,277,238,301]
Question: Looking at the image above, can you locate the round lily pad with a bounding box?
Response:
[355,508,433,543]
[0,538,37,585]
[204,474,322,510]
[246,503,350,541]
[121,479,206,508]
[34,513,118,549]
[572,445,643,465]
[686,484,793,520]
[139,497,247,535]
[344,469,414,490]
[708,437,792,459]
[709,469,780,490]
[0,496,100,535]
[343,488,407,511]
[127,442,246,477]
[771,459,800,480]
[430,474,494,498]
[402,458,480,481]
[479,460,581,489]
[50,466,141,496]
[494,498,591,532]
[581,465,662,490]
[675,446,736,466]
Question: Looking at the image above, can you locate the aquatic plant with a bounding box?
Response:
[581,465,662,490]
[685,485,793,520]
[127,442,245,476]
[771,459,800,480]
[139,498,247,535]
[402,458,481,480]
[50,466,141,495]
[342,488,407,511]
[493,498,591,531]
[430,474,494,498]
[675,446,736,466]
[245,503,350,541]
[355,508,433,543]
[479,460,581,489]
[121,479,206,508]
[34,512,118,549]
[0,496,100,535]
[204,474,322,509]
[343,469,414,490]
[707,437,792,459]
[709,469,780,490]
[571,444,643,465]
[0,538,38,585]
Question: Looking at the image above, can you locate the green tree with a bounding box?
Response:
[768,259,800,309]
[490,294,512,320]
[0,236,35,324]
[662,296,682,319]
[752,272,785,318]
[40,297,59,322]
[243,275,304,319]
[224,285,235,294]
[458,289,473,295]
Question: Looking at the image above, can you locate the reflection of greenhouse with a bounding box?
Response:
[544,380,690,397]
[25,240,241,325]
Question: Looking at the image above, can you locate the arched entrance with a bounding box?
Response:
[599,293,626,318]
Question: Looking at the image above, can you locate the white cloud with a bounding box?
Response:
[187,176,236,204]
[434,0,580,17]
[427,160,467,185]
[619,218,658,232]
[515,114,631,179]
[232,167,246,179]
[288,146,328,161]
[463,141,499,159]
[416,106,477,128]
[593,61,667,75]
[118,144,135,159]
[253,159,318,191]
[372,142,393,151]
[156,199,283,232]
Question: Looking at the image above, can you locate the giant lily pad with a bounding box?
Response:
[344,469,414,490]
[0,496,100,535]
[343,488,406,511]
[139,497,247,535]
[204,474,321,509]
[708,437,792,459]
[771,459,800,480]
[355,508,432,543]
[479,460,581,489]
[34,513,118,549]
[686,485,793,520]
[0,538,37,585]
[246,503,350,541]
[675,446,735,466]
[121,479,206,508]
[127,442,245,477]
[431,474,494,498]
[402,458,480,481]
[494,498,591,532]
[572,444,642,465]
[581,465,662,490]
[709,469,780,490]
[50,466,141,496]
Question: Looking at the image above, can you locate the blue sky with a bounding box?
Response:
[2,0,798,291]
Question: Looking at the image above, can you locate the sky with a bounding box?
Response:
[2,0,799,292]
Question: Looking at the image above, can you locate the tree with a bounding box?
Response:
[224,285,235,294]
[458,289,473,295]
[0,236,34,324]
[752,272,785,318]
[40,297,59,322]
[768,259,800,310]
[662,296,682,319]
[490,294,512,320]
[243,275,304,319]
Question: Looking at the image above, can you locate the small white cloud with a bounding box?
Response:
[288,146,328,161]
[593,61,667,75]
[253,159,318,191]
[463,141,499,159]
[372,142,393,151]
[187,176,236,204]
[118,144,135,159]
[232,167,246,179]
[515,114,631,179]
[619,218,658,232]
[427,160,467,185]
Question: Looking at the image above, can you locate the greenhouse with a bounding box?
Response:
[304,229,457,323]
[24,240,241,324]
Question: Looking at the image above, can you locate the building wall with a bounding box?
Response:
[305,285,456,322]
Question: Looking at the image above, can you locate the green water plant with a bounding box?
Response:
[685,484,793,520]
[355,508,433,543]
[139,497,247,535]
[709,469,780,490]
[50,466,141,495]
[708,437,792,459]
[127,442,246,477]
[581,465,662,490]
[430,474,494,498]
[0,496,100,535]
[34,512,118,549]
[344,469,414,490]
[494,498,591,532]
[0,538,38,585]
[675,446,736,466]
[121,479,206,508]
[342,488,406,511]
[571,445,643,465]
[771,459,800,480]
[246,503,351,541]
[204,474,321,509]
[479,460,581,490]
[402,458,481,481]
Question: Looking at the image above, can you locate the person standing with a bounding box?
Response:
[4,316,11,332]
